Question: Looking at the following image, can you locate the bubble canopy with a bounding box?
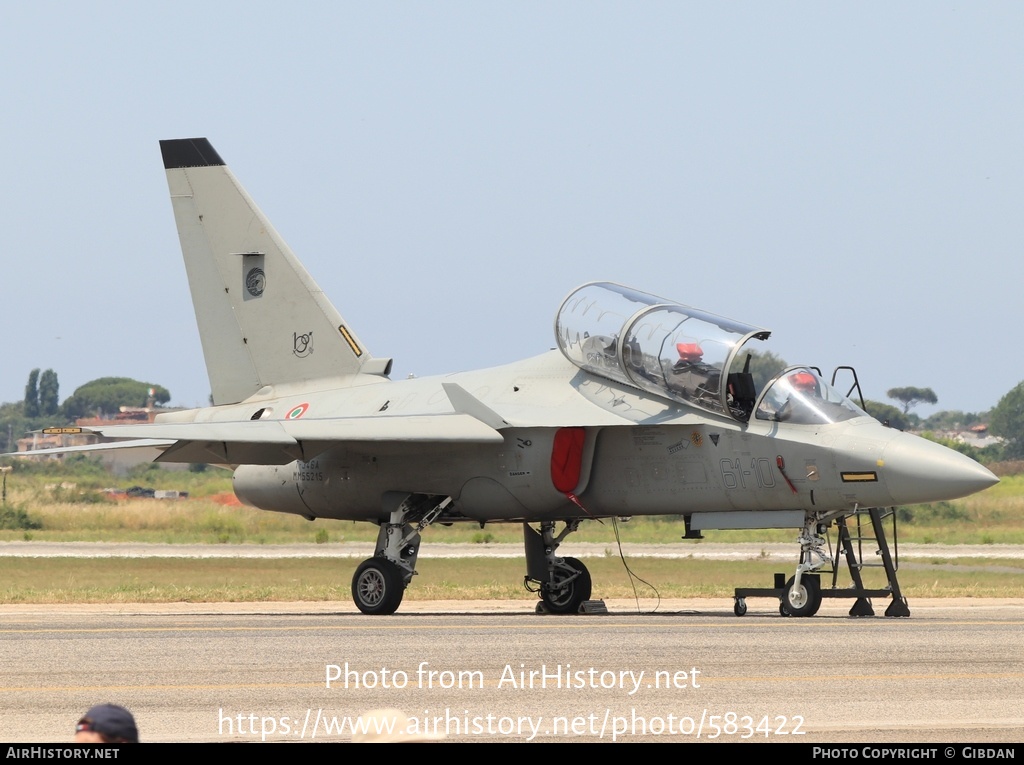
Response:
[555,282,772,420]
[756,366,868,425]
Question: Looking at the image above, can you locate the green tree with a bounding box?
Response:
[863,399,914,431]
[23,369,40,418]
[921,409,983,431]
[919,432,987,463]
[886,386,938,415]
[38,369,59,417]
[743,350,789,393]
[0,401,26,452]
[0,397,74,452]
[62,377,171,419]
[989,381,1024,459]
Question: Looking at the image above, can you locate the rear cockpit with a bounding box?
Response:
[555,282,868,424]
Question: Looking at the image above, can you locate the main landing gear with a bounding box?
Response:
[350,494,450,615]
[351,558,406,616]
[348,497,595,617]
[523,520,592,614]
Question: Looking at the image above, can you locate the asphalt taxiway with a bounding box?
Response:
[3,541,1023,559]
[1,598,1022,743]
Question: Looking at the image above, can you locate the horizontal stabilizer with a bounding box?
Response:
[5,439,176,459]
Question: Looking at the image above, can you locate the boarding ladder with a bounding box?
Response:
[733,365,910,617]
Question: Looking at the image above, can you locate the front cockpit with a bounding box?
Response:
[755,366,868,424]
[555,282,869,424]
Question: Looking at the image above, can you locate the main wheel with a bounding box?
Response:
[351,558,406,615]
[783,575,821,618]
[540,557,592,614]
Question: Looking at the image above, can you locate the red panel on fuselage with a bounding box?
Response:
[550,427,586,493]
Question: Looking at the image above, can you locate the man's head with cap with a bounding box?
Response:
[75,704,138,743]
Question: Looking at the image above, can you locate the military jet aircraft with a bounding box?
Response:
[16,138,998,617]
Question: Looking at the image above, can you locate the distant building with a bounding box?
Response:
[924,426,1003,451]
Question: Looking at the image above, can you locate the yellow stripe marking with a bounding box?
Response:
[338,325,362,357]
[841,472,878,482]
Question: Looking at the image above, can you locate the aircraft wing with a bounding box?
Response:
[7,414,504,466]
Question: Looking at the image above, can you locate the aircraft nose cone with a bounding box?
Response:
[881,432,999,505]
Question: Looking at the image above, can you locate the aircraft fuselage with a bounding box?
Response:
[181,350,992,526]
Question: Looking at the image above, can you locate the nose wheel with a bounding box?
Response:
[779,575,822,617]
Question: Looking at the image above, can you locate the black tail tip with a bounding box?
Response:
[160,138,225,169]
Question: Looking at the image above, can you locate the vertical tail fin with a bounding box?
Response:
[160,138,390,405]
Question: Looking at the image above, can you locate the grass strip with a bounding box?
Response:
[2,556,1023,604]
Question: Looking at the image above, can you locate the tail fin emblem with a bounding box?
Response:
[293,332,313,358]
[245,267,266,297]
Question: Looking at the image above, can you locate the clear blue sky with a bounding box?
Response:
[2,2,1020,416]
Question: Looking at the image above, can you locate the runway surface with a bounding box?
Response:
[1,598,1022,743]
[3,541,1023,559]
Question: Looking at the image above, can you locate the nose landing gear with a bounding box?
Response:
[732,507,910,618]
